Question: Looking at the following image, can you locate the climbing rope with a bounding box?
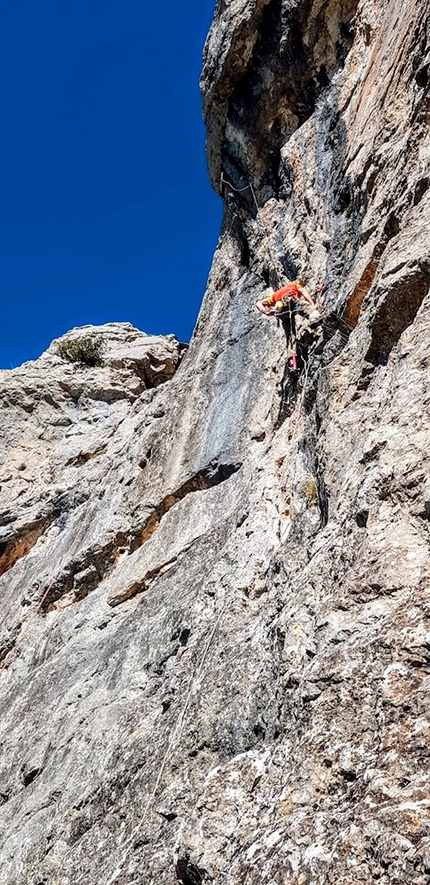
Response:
[220,173,283,286]
[144,595,231,812]
[102,591,234,885]
[220,172,357,350]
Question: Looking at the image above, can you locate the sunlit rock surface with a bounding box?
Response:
[0,0,429,882]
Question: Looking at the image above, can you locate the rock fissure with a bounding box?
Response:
[0,517,52,579]
[137,461,242,547]
[24,460,244,617]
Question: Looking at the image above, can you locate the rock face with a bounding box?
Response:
[0,1,429,883]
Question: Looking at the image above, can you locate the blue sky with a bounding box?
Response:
[0,0,222,368]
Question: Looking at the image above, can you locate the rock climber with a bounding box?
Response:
[255,280,327,423]
[256,281,324,379]
[255,281,321,321]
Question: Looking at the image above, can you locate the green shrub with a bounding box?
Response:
[56,335,106,367]
[299,478,318,503]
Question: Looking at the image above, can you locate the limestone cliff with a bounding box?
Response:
[0,0,429,883]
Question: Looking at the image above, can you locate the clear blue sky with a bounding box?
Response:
[0,0,222,368]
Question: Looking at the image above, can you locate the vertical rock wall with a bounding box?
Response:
[0,0,429,883]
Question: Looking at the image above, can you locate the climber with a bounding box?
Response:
[256,281,325,378]
[255,281,321,321]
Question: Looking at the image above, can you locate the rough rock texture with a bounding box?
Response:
[1,1,430,883]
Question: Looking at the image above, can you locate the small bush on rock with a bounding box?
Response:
[56,335,106,367]
[299,478,318,503]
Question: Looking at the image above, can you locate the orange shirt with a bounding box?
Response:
[263,282,310,308]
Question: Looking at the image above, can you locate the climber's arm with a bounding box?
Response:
[296,284,316,306]
[255,299,275,316]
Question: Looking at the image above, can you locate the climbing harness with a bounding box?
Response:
[220,172,354,421]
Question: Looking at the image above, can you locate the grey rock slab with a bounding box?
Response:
[0,0,430,883]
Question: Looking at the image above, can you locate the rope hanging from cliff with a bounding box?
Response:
[102,592,234,885]
[220,173,282,286]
